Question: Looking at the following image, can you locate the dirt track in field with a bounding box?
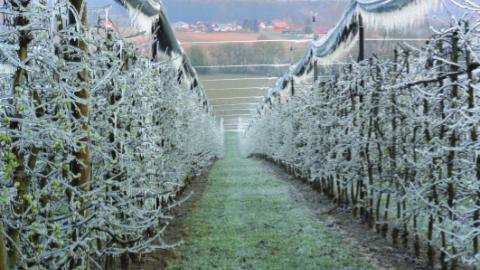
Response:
[133,133,450,270]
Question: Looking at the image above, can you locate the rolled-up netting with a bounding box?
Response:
[262,0,440,111]
[114,0,162,33]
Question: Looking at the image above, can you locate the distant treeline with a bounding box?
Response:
[186,36,306,76]
[186,32,430,76]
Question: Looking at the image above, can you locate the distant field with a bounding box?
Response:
[177,31,296,43]
[178,32,263,43]
[177,31,310,51]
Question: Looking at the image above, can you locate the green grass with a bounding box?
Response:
[169,133,374,270]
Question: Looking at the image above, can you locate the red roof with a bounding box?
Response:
[315,26,328,35]
[272,20,289,30]
[101,20,115,29]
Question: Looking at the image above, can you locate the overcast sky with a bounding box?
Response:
[88,0,458,27]
[89,0,349,24]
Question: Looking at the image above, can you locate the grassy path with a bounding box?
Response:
[169,133,374,270]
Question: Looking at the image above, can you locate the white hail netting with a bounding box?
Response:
[117,0,163,33]
[244,3,480,268]
[124,2,158,33]
[117,0,203,102]
[261,0,441,107]
[0,0,223,269]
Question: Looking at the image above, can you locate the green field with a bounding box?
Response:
[169,133,375,270]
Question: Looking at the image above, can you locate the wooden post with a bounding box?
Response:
[358,14,365,62]
[152,21,158,60]
[8,0,32,266]
[447,29,459,270]
[355,13,366,220]
[68,0,90,191]
[313,59,318,82]
[67,1,91,268]
[290,79,295,97]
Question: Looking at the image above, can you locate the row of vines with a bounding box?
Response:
[244,16,480,269]
[0,0,223,269]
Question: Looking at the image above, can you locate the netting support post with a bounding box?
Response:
[152,20,159,60]
[358,13,365,62]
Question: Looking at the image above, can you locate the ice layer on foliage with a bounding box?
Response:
[244,2,480,266]
[243,22,480,264]
[115,0,210,110]
[0,0,221,268]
